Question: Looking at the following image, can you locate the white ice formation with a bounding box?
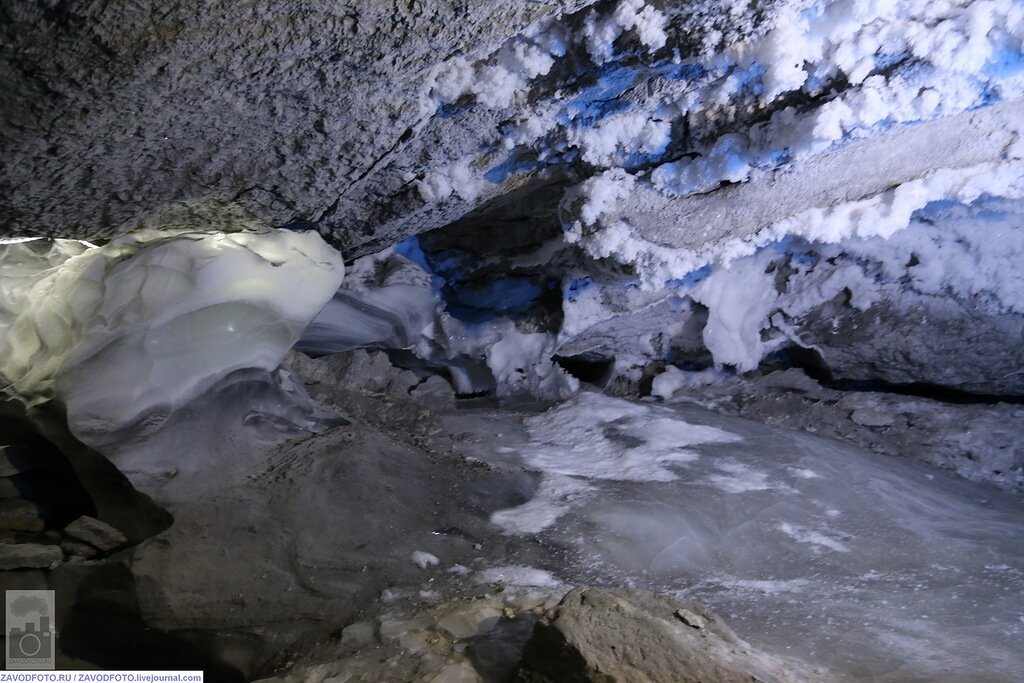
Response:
[392,0,1024,396]
[0,226,344,442]
[490,392,742,534]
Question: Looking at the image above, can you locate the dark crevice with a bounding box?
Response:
[346,123,421,193]
[54,563,245,682]
[554,353,616,387]
[779,346,1024,406]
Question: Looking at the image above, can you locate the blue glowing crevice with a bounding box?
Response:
[485,154,547,184]
[911,198,964,218]
[564,275,594,300]
[418,247,471,283]
[562,65,648,123]
[762,235,823,268]
[444,277,547,323]
[561,61,709,128]
[395,236,447,291]
[872,51,907,72]
[394,236,431,271]
[911,195,1016,223]
[725,62,767,96]
[983,47,1024,80]
[480,52,707,174]
[402,235,556,323]
[665,264,713,290]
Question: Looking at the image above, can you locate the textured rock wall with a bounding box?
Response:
[0,0,592,244]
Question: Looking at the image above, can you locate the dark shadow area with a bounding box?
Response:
[0,404,94,530]
[553,353,616,387]
[465,615,540,683]
[15,400,172,543]
[777,346,1024,405]
[52,563,246,682]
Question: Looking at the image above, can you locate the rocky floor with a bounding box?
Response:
[2,350,1023,681]
[444,396,1024,681]
[659,367,1024,494]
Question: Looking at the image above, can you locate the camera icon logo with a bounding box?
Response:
[5,590,55,669]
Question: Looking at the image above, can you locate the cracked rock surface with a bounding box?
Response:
[0,0,592,245]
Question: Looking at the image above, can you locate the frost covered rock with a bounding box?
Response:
[675,369,1024,492]
[411,550,441,570]
[651,366,689,399]
[785,292,1024,396]
[560,195,1024,395]
[485,324,580,400]
[409,375,457,406]
[564,101,1024,290]
[17,0,1020,260]
[6,0,1023,412]
[515,587,821,682]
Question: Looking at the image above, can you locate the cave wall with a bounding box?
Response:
[0,0,594,244]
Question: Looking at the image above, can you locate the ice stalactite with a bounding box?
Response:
[552,193,1024,394]
[647,196,1024,389]
[0,221,344,445]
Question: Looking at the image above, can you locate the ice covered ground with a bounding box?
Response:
[445,392,1024,681]
[23,326,1020,678]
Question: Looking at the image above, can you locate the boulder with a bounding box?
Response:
[64,515,128,552]
[409,376,457,406]
[61,538,100,559]
[0,542,63,570]
[515,587,821,683]
[0,498,45,532]
[788,292,1024,396]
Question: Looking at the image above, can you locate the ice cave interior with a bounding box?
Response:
[1,0,1023,680]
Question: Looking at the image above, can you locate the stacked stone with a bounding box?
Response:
[0,444,127,571]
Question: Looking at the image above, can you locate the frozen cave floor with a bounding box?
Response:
[5,349,1020,680]
[443,399,1024,682]
[52,349,1018,682]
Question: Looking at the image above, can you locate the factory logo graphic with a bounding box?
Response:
[5,590,55,669]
